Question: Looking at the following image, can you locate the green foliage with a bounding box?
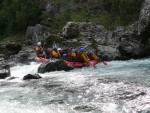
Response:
[0,0,143,38]
[51,7,71,30]
[0,0,40,37]
[47,0,143,30]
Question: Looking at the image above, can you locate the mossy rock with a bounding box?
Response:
[63,23,79,39]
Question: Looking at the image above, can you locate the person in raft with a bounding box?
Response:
[77,48,90,62]
[35,42,45,57]
[67,49,79,62]
[49,46,60,59]
[86,50,99,61]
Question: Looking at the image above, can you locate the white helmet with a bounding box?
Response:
[57,48,62,51]
[37,42,41,46]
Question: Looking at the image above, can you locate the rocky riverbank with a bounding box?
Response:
[25,0,150,61]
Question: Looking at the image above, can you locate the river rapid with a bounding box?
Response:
[0,58,150,113]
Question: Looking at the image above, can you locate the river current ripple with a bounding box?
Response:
[0,58,150,113]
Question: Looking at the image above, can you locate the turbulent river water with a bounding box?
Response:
[0,58,150,113]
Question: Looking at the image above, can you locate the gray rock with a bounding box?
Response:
[38,60,74,73]
[23,74,42,80]
[8,46,36,66]
[62,22,79,39]
[61,19,148,60]
[25,24,50,45]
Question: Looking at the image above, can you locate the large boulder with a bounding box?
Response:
[112,22,144,59]
[62,22,79,39]
[38,60,74,73]
[23,74,42,80]
[0,43,22,59]
[25,24,50,45]
[0,58,10,79]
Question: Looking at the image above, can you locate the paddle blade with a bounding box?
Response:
[102,61,108,65]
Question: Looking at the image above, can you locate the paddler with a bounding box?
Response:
[77,47,90,62]
[87,50,99,61]
[50,46,59,59]
[35,42,45,57]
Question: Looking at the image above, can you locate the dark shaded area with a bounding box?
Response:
[140,22,150,56]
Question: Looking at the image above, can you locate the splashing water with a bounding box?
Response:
[0,58,150,113]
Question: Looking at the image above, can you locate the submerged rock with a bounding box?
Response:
[23,74,42,80]
[118,92,146,100]
[38,60,74,73]
[74,105,95,112]
[7,76,18,80]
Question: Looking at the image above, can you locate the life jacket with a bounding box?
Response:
[77,52,90,62]
[35,46,43,52]
[67,52,73,59]
[87,53,99,61]
[35,46,43,56]
[68,52,76,57]
[91,54,99,61]
[50,49,59,58]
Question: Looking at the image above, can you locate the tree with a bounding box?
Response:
[0,0,40,35]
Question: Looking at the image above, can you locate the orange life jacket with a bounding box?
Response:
[35,46,43,52]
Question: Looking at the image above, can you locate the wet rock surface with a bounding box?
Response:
[23,74,42,80]
[38,60,74,73]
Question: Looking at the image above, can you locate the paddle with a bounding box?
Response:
[102,61,108,65]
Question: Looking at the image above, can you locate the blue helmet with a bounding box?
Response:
[72,49,77,52]
[89,50,94,54]
[80,48,85,52]
[62,54,67,58]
